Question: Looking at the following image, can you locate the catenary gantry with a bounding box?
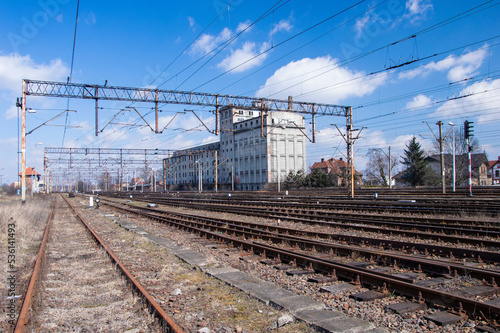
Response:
[20,79,357,201]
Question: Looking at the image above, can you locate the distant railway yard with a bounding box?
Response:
[3,189,500,332]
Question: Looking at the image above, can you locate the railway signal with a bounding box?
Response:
[464,120,474,139]
[464,120,474,197]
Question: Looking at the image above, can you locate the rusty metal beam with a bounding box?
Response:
[23,79,350,116]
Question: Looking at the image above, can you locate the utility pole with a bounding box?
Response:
[214,151,218,192]
[423,121,447,194]
[21,82,27,203]
[448,123,456,192]
[389,146,392,189]
[335,107,364,198]
[437,121,446,194]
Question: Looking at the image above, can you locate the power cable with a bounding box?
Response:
[192,0,369,91]
[174,0,289,90]
[62,0,80,146]
[255,1,498,99]
[149,0,236,88]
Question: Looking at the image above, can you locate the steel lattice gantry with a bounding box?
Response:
[43,147,172,193]
[20,79,356,201]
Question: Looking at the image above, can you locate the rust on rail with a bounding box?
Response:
[14,198,56,333]
[62,195,183,333]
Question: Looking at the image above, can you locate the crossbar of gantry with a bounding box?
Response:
[21,79,355,202]
[24,79,350,117]
[45,147,173,155]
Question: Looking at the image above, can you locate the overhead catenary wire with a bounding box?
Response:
[62,0,80,146]
[173,0,290,90]
[150,0,237,88]
[191,0,370,91]
[232,0,497,99]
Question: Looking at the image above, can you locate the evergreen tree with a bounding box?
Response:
[401,137,428,186]
[305,168,331,188]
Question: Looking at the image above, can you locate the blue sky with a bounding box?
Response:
[1,0,499,185]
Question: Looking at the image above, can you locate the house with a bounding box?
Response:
[425,153,490,186]
[18,167,43,193]
[310,157,363,186]
[489,156,500,185]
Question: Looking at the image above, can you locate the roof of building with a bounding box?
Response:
[425,153,489,169]
[311,158,362,176]
[18,167,40,177]
[489,156,500,169]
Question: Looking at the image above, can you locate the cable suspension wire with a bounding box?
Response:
[245,0,497,100]
[155,1,288,90]
[174,0,289,90]
[295,37,499,100]
[218,0,387,95]
[62,0,80,146]
[149,0,236,88]
[192,0,369,91]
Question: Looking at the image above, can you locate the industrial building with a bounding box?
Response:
[163,106,307,191]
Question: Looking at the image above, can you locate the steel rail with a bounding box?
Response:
[121,193,500,229]
[62,195,184,333]
[120,196,500,251]
[126,193,500,218]
[14,198,56,333]
[100,199,500,322]
[104,199,500,284]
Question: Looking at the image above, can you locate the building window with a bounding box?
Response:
[496,170,499,177]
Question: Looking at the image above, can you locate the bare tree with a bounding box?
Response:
[365,148,398,186]
[432,127,480,186]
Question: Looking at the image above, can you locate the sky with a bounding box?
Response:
[1,0,499,185]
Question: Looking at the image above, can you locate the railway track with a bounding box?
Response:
[99,197,500,328]
[14,194,182,333]
[108,194,500,254]
[111,191,500,217]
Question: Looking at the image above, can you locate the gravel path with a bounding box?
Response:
[29,195,160,332]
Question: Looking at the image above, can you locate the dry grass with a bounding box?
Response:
[0,195,53,333]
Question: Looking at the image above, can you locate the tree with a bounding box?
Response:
[401,137,430,186]
[432,127,481,186]
[283,170,306,189]
[365,148,398,186]
[304,168,332,188]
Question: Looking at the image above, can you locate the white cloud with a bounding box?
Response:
[187,16,195,31]
[255,56,387,104]
[217,41,269,73]
[405,0,433,22]
[431,78,500,123]
[191,27,232,55]
[0,53,68,93]
[354,15,370,38]
[236,20,252,33]
[5,105,18,120]
[270,18,293,36]
[398,47,488,81]
[0,53,68,119]
[405,94,433,110]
